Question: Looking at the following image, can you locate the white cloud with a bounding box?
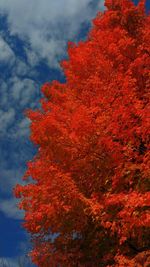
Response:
[0,37,15,64]
[0,80,8,108]
[0,255,31,267]
[0,75,39,139]
[0,108,15,135]
[0,165,24,193]
[10,77,38,106]
[0,258,17,267]
[0,197,24,219]
[0,37,39,139]
[16,118,30,137]
[0,0,104,67]
[10,117,30,139]
[13,59,30,77]
[24,48,39,67]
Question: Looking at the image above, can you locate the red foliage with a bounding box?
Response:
[14,1,150,266]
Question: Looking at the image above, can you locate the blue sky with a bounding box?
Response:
[0,0,149,266]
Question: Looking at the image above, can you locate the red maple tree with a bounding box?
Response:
[15,0,150,266]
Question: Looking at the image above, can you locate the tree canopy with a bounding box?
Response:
[15,0,150,266]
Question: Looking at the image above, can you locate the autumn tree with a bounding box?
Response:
[15,0,150,266]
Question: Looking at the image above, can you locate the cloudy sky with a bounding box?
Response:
[0,0,149,266]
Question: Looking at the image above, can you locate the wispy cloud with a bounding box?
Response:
[0,253,33,267]
[0,36,15,64]
[0,37,37,222]
[0,108,15,136]
[0,257,17,267]
[0,0,104,67]
[0,198,24,219]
